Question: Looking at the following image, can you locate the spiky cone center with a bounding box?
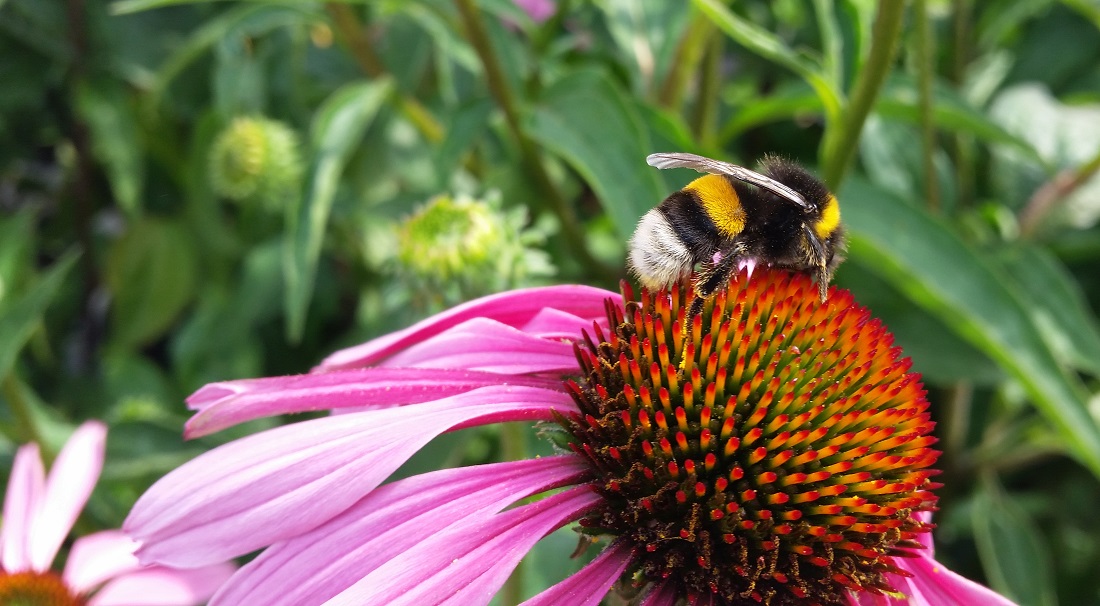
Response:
[562,269,940,606]
[0,571,84,606]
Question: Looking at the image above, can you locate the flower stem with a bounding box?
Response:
[325,4,445,143]
[692,35,723,147]
[915,0,940,213]
[658,9,715,110]
[820,1,906,188]
[1019,150,1100,236]
[453,0,615,281]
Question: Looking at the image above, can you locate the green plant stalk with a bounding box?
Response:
[692,34,723,147]
[811,0,842,89]
[820,0,906,188]
[1019,149,1100,236]
[325,4,444,143]
[453,0,614,280]
[658,9,715,109]
[915,0,940,213]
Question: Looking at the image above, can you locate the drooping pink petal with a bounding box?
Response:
[376,318,579,374]
[639,581,680,606]
[88,562,236,606]
[63,531,141,594]
[184,367,564,438]
[28,421,107,571]
[126,386,575,567]
[213,456,589,605]
[1,443,45,572]
[901,554,1017,606]
[318,285,616,370]
[519,307,604,341]
[520,540,633,606]
[324,485,602,606]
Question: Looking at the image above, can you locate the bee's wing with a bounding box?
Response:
[646,152,810,211]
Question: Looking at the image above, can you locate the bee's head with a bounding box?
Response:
[759,156,841,243]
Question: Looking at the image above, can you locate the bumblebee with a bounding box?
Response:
[628,152,845,315]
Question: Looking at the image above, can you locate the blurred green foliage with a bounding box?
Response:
[1,0,1099,603]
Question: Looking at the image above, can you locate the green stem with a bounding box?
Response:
[1019,149,1100,237]
[454,0,615,280]
[325,4,445,143]
[658,10,715,109]
[692,34,723,146]
[915,0,940,213]
[820,0,906,188]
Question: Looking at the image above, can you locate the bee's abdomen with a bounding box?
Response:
[627,191,720,289]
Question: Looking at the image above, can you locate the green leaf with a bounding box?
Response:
[693,0,842,124]
[76,83,144,217]
[0,210,35,305]
[526,69,667,237]
[104,218,199,348]
[973,477,1058,606]
[997,244,1100,376]
[0,252,77,380]
[146,4,321,109]
[841,177,1100,477]
[284,78,392,342]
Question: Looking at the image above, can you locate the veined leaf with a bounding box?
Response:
[842,177,1100,477]
[526,69,666,238]
[284,78,392,342]
[0,252,77,380]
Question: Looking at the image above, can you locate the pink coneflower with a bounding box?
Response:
[0,421,234,605]
[125,269,1014,605]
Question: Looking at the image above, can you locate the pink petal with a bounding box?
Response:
[64,531,141,594]
[519,307,604,341]
[29,421,107,571]
[639,581,680,606]
[377,318,579,374]
[325,485,602,606]
[319,285,616,370]
[184,368,564,438]
[213,456,588,605]
[514,0,555,23]
[1,442,45,572]
[87,563,237,606]
[520,540,633,606]
[126,386,575,567]
[902,553,1017,606]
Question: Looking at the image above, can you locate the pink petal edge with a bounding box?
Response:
[324,485,602,606]
[318,285,617,370]
[30,421,107,571]
[63,530,141,594]
[1,442,45,572]
[212,456,589,605]
[126,386,575,567]
[88,562,237,606]
[639,581,680,606]
[184,367,564,438]
[520,540,633,606]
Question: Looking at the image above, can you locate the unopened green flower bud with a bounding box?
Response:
[209,116,303,210]
[398,195,497,280]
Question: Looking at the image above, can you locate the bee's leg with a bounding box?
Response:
[689,251,742,318]
[815,264,830,302]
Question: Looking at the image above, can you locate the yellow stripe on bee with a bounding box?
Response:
[814,194,840,239]
[685,175,746,237]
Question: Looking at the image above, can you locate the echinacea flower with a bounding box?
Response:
[1,421,235,605]
[125,269,1014,605]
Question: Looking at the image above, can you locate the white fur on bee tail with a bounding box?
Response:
[627,210,693,289]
